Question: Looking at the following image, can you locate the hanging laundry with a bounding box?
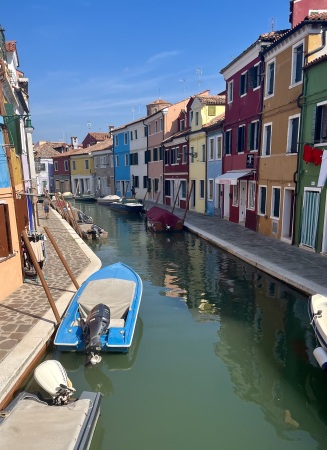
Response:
[313,148,323,166]
[303,144,314,164]
[318,151,327,187]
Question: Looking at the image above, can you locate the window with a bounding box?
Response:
[165,179,171,196]
[72,161,76,170]
[171,147,178,164]
[160,118,163,131]
[148,123,151,135]
[240,71,248,96]
[124,154,129,166]
[248,120,259,151]
[135,130,138,139]
[181,181,187,199]
[143,176,148,189]
[155,121,158,133]
[180,119,185,131]
[144,126,148,137]
[262,123,272,156]
[217,136,222,159]
[292,41,304,85]
[287,115,300,153]
[64,160,69,171]
[195,112,199,126]
[265,60,275,97]
[201,144,205,162]
[134,176,139,188]
[232,185,238,206]
[248,181,256,210]
[54,161,58,171]
[190,111,193,123]
[100,156,106,168]
[209,138,214,160]
[200,180,205,199]
[165,149,169,165]
[225,130,232,155]
[153,147,158,161]
[145,149,151,163]
[258,186,267,215]
[227,80,233,104]
[114,135,119,146]
[115,155,119,167]
[182,145,187,164]
[314,102,327,144]
[271,187,281,219]
[154,178,159,192]
[124,133,128,144]
[208,179,214,200]
[130,153,138,165]
[237,125,245,153]
[85,160,89,170]
[130,131,133,140]
[159,146,164,160]
[249,63,260,89]
[208,106,216,116]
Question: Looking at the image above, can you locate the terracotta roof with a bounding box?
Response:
[52,148,84,158]
[149,99,170,105]
[89,132,110,140]
[88,138,113,153]
[305,12,327,21]
[69,147,93,157]
[5,41,16,52]
[203,113,225,129]
[195,95,226,105]
[305,53,327,69]
[162,127,191,144]
[34,143,61,158]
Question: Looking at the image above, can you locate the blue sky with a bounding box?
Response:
[1,0,290,144]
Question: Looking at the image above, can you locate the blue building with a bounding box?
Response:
[112,125,132,197]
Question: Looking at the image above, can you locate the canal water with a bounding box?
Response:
[40,202,327,449]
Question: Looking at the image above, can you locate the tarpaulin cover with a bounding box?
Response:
[146,206,182,229]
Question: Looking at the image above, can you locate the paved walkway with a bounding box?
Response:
[1,200,327,406]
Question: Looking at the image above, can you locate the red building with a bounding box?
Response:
[289,0,327,27]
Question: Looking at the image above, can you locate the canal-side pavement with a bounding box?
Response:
[1,201,327,407]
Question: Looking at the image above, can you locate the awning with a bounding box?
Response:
[215,171,252,185]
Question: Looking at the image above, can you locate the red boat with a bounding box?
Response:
[145,206,184,232]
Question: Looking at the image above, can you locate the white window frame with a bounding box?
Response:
[249,120,259,151]
[258,185,267,216]
[271,186,281,219]
[115,155,119,167]
[262,123,272,157]
[54,161,58,171]
[240,70,248,97]
[114,135,118,146]
[247,181,256,210]
[209,138,214,161]
[225,129,232,155]
[124,133,128,145]
[286,114,300,154]
[251,62,261,91]
[64,160,69,171]
[237,125,246,153]
[227,80,233,104]
[182,145,187,164]
[208,179,214,201]
[265,58,275,98]
[217,135,222,160]
[124,154,129,166]
[314,100,327,145]
[291,39,304,87]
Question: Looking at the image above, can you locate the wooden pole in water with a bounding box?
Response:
[182,180,194,223]
[171,182,182,214]
[21,230,61,324]
[44,226,80,289]
[67,202,83,238]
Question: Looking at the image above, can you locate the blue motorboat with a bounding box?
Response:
[54,262,143,365]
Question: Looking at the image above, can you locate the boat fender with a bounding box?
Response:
[313,347,327,371]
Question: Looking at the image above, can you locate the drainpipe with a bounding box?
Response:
[292,25,327,245]
[142,117,149,197]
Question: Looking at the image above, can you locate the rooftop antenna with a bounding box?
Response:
[131,107,135,120]
[195,67,203,89]
[271,17,276,31]
[87,122,91,131]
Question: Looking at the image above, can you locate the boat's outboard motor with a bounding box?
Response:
[34,360,75,405]
[82,303,110,366]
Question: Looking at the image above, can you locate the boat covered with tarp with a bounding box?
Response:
[146,206,184,232]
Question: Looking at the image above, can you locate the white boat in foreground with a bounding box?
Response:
[0,360,101,449]
[309,294,327,370]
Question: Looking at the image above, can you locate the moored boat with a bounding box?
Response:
[97,194,121,205]
[0,360,101,449]
[146,206,184,232]
[54,262,143,365]
[309,294,327,370]
[109,197,144,214]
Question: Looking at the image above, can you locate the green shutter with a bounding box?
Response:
[4,104,22,155]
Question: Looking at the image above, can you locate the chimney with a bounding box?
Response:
[71,136,78,149]
[108,125,115,138]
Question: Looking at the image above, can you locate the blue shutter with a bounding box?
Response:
[300,191,320,248]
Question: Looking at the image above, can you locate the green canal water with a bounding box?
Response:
[43,202,327,449]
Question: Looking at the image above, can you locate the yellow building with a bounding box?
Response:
[258,17,327,241]
[70,148,95,196]
[188,93,225,213]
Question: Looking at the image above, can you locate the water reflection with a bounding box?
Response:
[63,202,327,449]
